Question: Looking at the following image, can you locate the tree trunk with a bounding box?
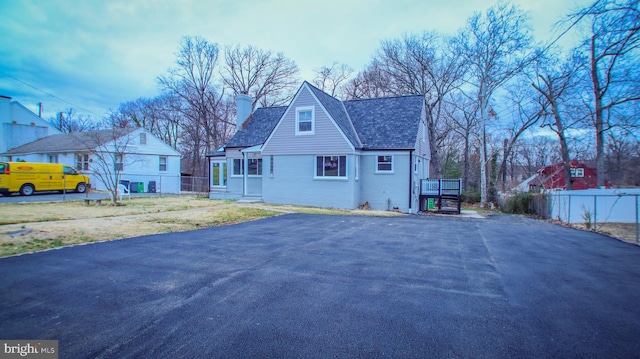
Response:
[463,132,470,192]
[479,102,488,207]
[550,97,573,191]
[427,105,442,179]
[590,36,606,188]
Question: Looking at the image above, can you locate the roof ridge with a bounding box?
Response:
[344,94,424,103]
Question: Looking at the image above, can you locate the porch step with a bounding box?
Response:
[237,196,263,203]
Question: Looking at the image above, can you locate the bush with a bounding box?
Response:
[503,192,548,215]
[461,191,481,204]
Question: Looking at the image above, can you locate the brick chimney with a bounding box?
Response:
[236,92,252,133]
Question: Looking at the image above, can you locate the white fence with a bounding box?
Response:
[548,188,640,242]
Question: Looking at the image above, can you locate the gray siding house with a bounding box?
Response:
[208,82,430,213]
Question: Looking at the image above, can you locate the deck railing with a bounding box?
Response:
[420,179,462,196]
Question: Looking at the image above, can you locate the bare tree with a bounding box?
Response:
[48,108,97,133]
[572,0,640,187]
[344,63,396,99]
[532,53,587,190]
[117,94,182,150]
[496,78,543,191]
[351,32,466,179]
[454,0,534,206]
[221,44,300,110]
[444,93,479,191]
[312,62,354,99]
[158,36,232,176]
[73,128,141,204]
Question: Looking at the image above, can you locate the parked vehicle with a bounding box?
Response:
[0,162,90,196]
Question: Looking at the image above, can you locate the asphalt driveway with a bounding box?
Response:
[1,213,639,358]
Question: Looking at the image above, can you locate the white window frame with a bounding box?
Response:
[571,168,585,178]
[48,154,59,163]
[269,155,274,177]
[159,156,168,172]
[295,106,315,135]
[315,155,347,179]
[248,158,263,177]
[114,154,124,171]
[211,160,227,188]
[77,153,90,171]
[376,155,394,174]
[232,158,243,176]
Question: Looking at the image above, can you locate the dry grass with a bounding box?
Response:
[0,197,405,257]
[588,222,639,244]
[0,196,226,225]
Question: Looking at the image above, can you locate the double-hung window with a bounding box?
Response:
[376,155,393,173]
[232,159,244,176]
[77,154,89,170]
[296,106,314,135]
[316,156,346,178]
[159,156,167,171]
[248,158,262,176]
[114,154,124,171]
[571,168,584,178]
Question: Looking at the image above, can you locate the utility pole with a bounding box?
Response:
[38,102,43,117]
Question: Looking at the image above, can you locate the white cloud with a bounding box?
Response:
[0,0,593,119]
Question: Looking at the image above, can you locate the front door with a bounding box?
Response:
[211,161,227,188]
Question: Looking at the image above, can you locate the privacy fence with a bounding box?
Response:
[544,188,640,243]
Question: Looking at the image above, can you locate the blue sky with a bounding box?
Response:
[0,0,591,120]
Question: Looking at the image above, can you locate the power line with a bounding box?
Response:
[0,69,101,116]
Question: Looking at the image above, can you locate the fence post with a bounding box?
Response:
[636,195,640,243]
[568,195,571,224]
[62,174,66,202]
[593,195,597,232]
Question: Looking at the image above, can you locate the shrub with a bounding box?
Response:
[461,191,481,204]
[503,192,536,215]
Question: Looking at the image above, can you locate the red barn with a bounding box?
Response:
[528,160,607,190]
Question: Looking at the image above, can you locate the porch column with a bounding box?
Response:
[243,152,248,196]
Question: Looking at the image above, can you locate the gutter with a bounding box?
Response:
[409,150,413,213]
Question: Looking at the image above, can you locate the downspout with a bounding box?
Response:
[409,150,413,213]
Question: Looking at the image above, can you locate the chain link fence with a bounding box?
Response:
[545,189,640,243]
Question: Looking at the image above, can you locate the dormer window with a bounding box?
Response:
[140,133,147,145]
[295,106,314,135]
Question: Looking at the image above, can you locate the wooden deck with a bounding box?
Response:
[419,179,462,214]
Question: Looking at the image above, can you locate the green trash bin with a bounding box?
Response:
[137,182,144,193]
[427,197,435,210]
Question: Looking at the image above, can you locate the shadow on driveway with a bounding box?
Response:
[1,213,639,357]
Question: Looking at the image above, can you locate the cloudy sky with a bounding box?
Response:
[1,0,591,120]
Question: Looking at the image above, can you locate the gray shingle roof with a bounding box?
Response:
[306,82,362,148]
[344,95,424,149]
[215,84,425,154]
[224,106,287,148]
[2,128,139,155]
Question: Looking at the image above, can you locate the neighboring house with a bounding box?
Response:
[0,95,61,160]
[2,127,182,194]
[208,82,430,213]
[518,160,607,191]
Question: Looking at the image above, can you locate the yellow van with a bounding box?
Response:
[0,162,90,196]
